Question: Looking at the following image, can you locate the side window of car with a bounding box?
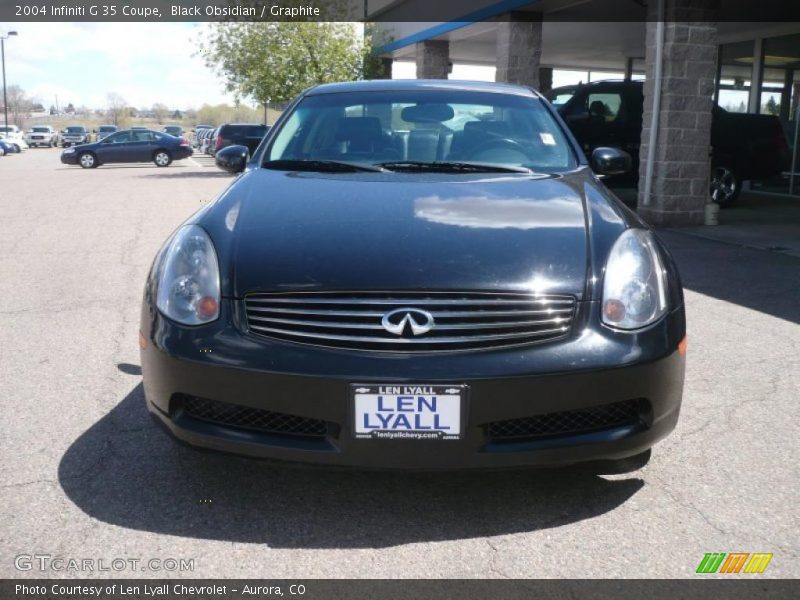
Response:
[110,132,131,143]
[585,92,624,123]
[133,131,153,142]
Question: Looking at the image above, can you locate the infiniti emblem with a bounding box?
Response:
[381,308,435,336]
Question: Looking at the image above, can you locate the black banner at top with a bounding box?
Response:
[3,0,800,22]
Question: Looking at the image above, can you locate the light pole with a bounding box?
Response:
[1,31,18,130]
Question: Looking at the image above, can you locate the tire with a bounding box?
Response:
[153,150,172,167]
[51,139,57,148]
[585,449,652,475]
[13,144,20,153]
[710,166,741,208]
[78,152,97,169]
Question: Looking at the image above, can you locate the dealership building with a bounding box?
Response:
[371,0,800,226]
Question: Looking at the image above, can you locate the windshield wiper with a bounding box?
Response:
[376,161,532,174]
[263,159,386,173]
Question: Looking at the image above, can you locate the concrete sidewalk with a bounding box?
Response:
[672,192,800,258]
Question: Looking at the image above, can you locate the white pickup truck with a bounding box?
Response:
[0,125,28,151]
[25,125,59,148]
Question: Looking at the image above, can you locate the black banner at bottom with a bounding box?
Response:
[2,579,798,600]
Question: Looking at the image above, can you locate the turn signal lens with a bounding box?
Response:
[678,336,688,356]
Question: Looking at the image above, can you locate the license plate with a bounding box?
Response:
[352,384,465,440]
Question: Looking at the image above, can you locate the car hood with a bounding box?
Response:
[204,169,616,300]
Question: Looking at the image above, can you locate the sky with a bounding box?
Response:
[0,22,239,110]
[2,22,622,112]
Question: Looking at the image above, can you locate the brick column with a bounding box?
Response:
[495,12,543,89]
[416,40,449,79]
[637,0,718,226]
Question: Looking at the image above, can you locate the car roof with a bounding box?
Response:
[550,80,644,93]
[305,79,540,98]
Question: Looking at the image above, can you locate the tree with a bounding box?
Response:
[765,96,780,116]
[152,103,169,124]
[107,93,128,126]
[49,105,57,115]
[5,85,33,128]
[65,103,75,114]
[199,22,385,110]
[172,109,183,120]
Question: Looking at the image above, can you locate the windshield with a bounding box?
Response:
[32,127,49,132]
[66,127,84,134]
[99,127,116,132]
[266,89,576,172]
[547,88,577,109]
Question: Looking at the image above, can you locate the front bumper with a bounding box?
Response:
[60,152,79,165]
[141,300,686,469]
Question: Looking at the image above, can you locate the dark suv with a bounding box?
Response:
[548,80,790,206]
[213,123,269,155]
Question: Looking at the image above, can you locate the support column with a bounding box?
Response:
[495,12,543,89]
[538,67,553,93]
[416,40,449,80]
[637,0,718,226]
[376,57,393,80]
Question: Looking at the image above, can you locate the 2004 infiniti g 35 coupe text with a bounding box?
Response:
[140,80,686,472]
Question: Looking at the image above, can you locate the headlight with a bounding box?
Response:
[601,229,668,330]
[156,225,220,325]
[63,148,76,154]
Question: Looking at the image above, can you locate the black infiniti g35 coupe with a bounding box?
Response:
[140,80,686,472]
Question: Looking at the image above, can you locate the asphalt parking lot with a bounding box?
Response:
[0,147,798,579]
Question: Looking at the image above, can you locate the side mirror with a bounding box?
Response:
[215,144,248,173]
[591,147,632,176]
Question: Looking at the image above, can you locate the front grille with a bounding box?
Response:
[178,395,329,438]
[485,399,645,442]
[244,291,576,352]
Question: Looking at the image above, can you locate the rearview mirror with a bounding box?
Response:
[591,147,632,176]
[215,144,248,174]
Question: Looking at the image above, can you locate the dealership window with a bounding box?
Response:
[750,32,800,195]
[715,40,756,113]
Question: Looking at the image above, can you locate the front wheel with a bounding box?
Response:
[710,166,741,208]
[78,152,97,169]
[153,150,172,167]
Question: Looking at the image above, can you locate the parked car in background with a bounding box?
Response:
[25,125,59,147]
[61,126,91,147]
[202,127,219,155]
[163,125,184,137]
[0,125,28,151]
[192,125,213,148]
[547,80,790,206]
[60,128,193,168]
[96,125,119,141]
[0,139,14,155]
[214,123,269,155]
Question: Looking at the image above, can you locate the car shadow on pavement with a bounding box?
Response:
[59,382,644,549]
[136,171,234,179]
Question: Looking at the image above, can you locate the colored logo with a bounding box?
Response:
[696,553,773,574]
